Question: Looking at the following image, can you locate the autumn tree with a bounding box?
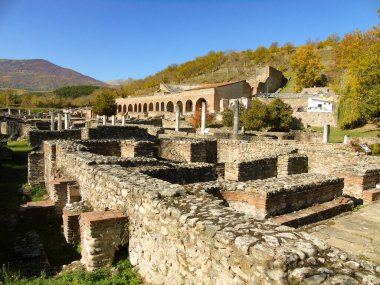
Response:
[191,106,215,128]
[290,44,324,92]
[92,89,117,117]
[335,26,380,129]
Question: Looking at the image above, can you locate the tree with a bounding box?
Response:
[335,26,380,129]
[291,44,324,92]
[92,89,117,117]
[267,98,293,131]
[221,104,245,127]
[241,99,269,131]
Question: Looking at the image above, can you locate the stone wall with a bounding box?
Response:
[45,140,379,284]
[159,139,208,162]
[120,140,155,158]
[277,154,308,177]
[293,112,337,127]
[28,151,45,185]
[224,156,277,181]
[81,140,121,157]
[29,130,81,148]
[81,126,153,140]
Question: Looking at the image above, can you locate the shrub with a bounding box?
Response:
[267,98,293,131]
[241,99,268,131]
[191,106,215,128]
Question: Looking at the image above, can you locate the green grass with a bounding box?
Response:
[6,139,33,152]
[0,106,58,114]
[0,260,143,285]
[309,126,380,143]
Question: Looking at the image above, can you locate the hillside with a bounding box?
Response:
[118,44,337,97]
[0,59,107,91]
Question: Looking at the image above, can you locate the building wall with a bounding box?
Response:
[293,112,337,127]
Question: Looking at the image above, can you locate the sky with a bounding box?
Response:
[0,0,378,81]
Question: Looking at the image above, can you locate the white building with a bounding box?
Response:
[307,97,334,113]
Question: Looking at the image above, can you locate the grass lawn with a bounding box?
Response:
[0,106,58,114]
[309,124,380,143]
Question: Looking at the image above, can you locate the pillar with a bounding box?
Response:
[18,109,21,117]
[111,115,115,126]
[323,124,330,144]
[121,115,126,126]
[343,135,349,144]
[28,109,31,116]
[50,112,55,131]
[175,104,180,132]
[201,102,206,134]
[102,115,106,125]
[8,108,11,115]
[57,113,62,131]
[233,99,239,135]
[64,113,69,130]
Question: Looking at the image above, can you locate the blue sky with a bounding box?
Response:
[0,0,378,81]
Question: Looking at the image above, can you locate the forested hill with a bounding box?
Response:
[0,59,107,91]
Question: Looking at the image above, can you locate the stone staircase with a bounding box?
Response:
[270,197,354,228]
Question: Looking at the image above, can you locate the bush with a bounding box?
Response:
[370,143,380,156]
[191,106,215,128]
[241,99,268,131]
[267,98,293,131]
[221,108,234,127]
[22,184,47,201]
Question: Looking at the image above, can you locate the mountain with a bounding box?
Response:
[0,59,108,91]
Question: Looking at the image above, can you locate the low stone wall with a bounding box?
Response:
[81,140,121,157]
[159,139,208,162]
[120,140,155,158]
[28,151,45,185]
[45,140,379,284]
[224,156,277,181]
[81,126,154,140]
[292,131,323,143]
[29,130,81,148]
[293,112,337,127]
[277,154,308,177]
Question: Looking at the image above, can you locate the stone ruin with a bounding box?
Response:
[24,124,380,284]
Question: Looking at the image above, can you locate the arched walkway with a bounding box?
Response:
[138,104,142,112]
[123,104,127,113]
[195,98,207,111]
[176,101,183,113]
[185,100,193,113]
[134,104,137,112]
[128,104,133,112]
[143,103,148,112]
[118,105,122,113]
[155,102,160,111]
[161,102,165,112]
[149,103,154,111]
[166,101,174,112]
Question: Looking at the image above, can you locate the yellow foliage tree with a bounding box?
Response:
[290,45,324,92]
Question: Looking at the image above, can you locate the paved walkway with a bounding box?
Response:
[306,201,380,264]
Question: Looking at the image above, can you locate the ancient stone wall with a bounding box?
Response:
[293,112,337,127]
[81,126,153,140]
[159,139,209,162]
[45,140,379,284]
[29,130,81,147]
[28,151,45,185]
[120,140,155,158]
[81,140,121,157]
[224,156,278,181]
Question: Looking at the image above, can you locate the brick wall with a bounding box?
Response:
[28,151,45,185]
[225,156,277,181]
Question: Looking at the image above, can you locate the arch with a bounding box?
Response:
[195,98,207,111]
[166,101,174,112]
[128,104,133,112]
[143,103,148,112]
[123,104,127,113]
[155,102,160,111]
[138,103,142,112]
[148,103,154,111]
[118,105,122,113]
[134,104,137,112]
[185,100,193,113]
[176,101,183,113]
[161,102,165,112]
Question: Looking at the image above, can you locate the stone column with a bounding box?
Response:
[111,115,115,126]
[102,115,106,125]
[233,99,239,135]
[57,113,62,131]
[201,102,206,134]
[28,109,31,116]
[175,104,180,132]
[121,115,126,126]
[18,109,21,117]
[323,124,330,144]
[64,113,69,130]
[50,112,55,131]
[343,135,350,144]
[8,108,11,115]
